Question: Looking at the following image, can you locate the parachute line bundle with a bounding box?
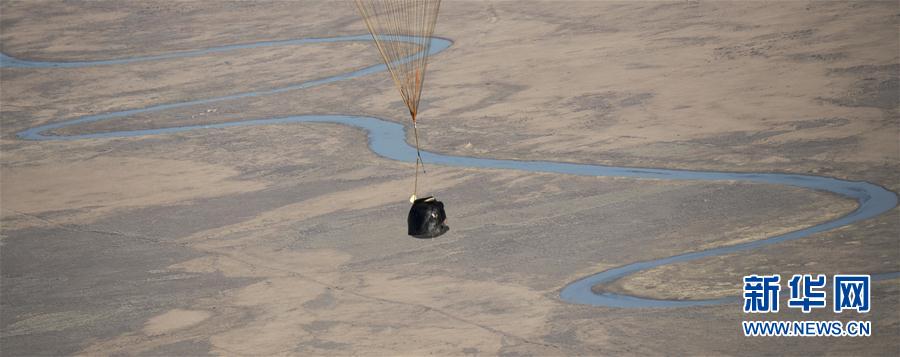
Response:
[353,0,441,198]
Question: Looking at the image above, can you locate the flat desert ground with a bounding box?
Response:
[1,1,898,355]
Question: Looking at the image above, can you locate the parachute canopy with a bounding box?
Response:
[354,0,441,122]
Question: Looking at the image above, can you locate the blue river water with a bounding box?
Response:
[3,34,897,308]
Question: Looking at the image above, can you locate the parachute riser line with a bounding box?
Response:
[352,0,441,201]
[412,113,426,198]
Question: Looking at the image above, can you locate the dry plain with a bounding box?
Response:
[1,1,898,355]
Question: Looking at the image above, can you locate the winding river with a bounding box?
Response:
[3,35,897,308]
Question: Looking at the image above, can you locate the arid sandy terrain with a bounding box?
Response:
[2,1,898,355]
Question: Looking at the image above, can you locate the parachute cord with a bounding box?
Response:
[413,158,419,198]
[413,121,426,174]
[412,119,426,199]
